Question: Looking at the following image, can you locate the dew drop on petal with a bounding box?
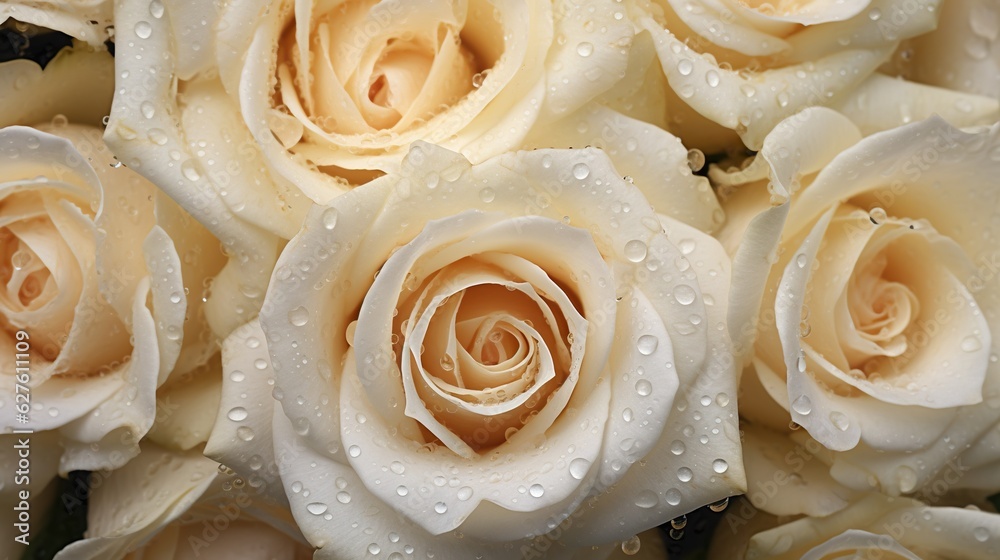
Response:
[434,502,448,514]
[306,502,328,515]
[961,335,982,352]
[677,467,693,482]
[569,458,590,480]
[288,306,310,326]
[791,395,812,415]
[635,379,652,397]
[348,445,361,458]
[712,459,729,474]
[637,334,658,355]
[572,162,591,180]
[134,21,152,39]
[673,285,696,305]
[576,42,594,57]
[457,486,474,501]
[337,491,352,504]
[624,239,647,262]
[228,407,248,422]
[664,488,682,506]
[670,440,686,455]
[973,527,990,542]
[634,490,658,508]
[830,411,850,431]
[321,208,339,230]
[529,484,545,498]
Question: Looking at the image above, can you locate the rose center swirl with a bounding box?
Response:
[276,0,495,136]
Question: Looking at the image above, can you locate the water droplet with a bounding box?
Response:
[664,488,682,506]
[624,239,647,262]
[635,379,652,396]
[479,187,495,203]
[227,407,248,422]
[678,59,693,76]
[572,162,591,180]
[321,208,339,229]
[709,497,729,512]
[569,458,590,480]
[457,486,474,500]
[634,490,658,508]
[896,465,918,493]
[961,335,982,352]
[396,485,409,496]
[791,395,812,415]
[677,467,693,482]
[576,42,594,57]
[529,484,545,498]
[471,72,486,88]
[670,440,685,455]
[149,0,165,18]
[134,21,152,39]
[673,285,696,305]
[348,445,361,458]
[288,306,310,326]
[236,426,255,441]
[140,101,156,119]
[637,334,658,355]
[621,535,641,555]
[306,502,328,515]
[705,70,720,88]
[712,459,729,474]
[368,543,381,555]
[868,7,881,20]
[973,526,990,542]
[336,491,352,503]
[830,411,850,431]
[795,254,808,268]
[434,502,448,514]
[869,207,887,224]
[181,160,201,181]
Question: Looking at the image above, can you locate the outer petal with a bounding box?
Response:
[106,0,283,339]
[0,1,112,45]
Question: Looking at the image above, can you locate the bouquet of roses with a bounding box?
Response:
[1,0,998,558]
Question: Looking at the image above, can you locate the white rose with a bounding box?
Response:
[102,0,724,321]
[0,119,187,471]
[711,494,1000,559]
[630,0,999,152]
[54,442,313,560]
[205,143,743,558]
[718,107,1000,504]
[0,47,224,471]
[0,1,112,46]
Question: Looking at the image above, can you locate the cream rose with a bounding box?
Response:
[205,143,743,558]
[630,0,999,152]
[0,44,228,471]
[54,442,313,560]
[0,118,190,471]
[104,0,723,271]
[718,107,1000,503]
[711,494,1000,559]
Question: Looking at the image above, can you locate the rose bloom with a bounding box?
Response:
[0,41,226,475]
[205,143,744,558]
[628,0,999,153]
[711,494,1000,559]
[55,443,313,560]
[0,113,187,471]
[716,107,1000,508]
[104,0,724,258]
